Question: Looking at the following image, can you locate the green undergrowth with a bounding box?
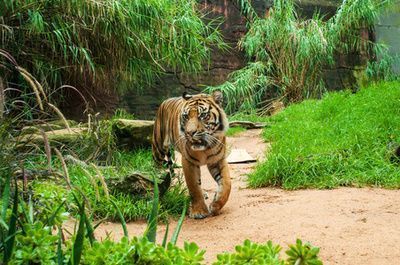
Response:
[229,111,269,123]
[226,126,247,137]
[249,81,400,189]
[226,111,270,136]
[25,149,187,222]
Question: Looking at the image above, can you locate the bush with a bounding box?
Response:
[1,0,226,107]
[207,0,394,113]
[249,81,400,189]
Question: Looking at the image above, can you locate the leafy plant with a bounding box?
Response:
[214,239,322,265]
[31,182,68,227]
[365,45,399,82]
[207,0,394,113]
[214,239,283,265]
[286,239,322,265]
[1,0,226,112]
[10,223,58,265]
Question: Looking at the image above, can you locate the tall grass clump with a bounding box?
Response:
[207,0,394,113]
[0,0,225,109]
[249,81,400,189]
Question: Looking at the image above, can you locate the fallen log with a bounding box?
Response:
[18,119,155,149]
[18,127,88,146]
[229,121,268,129]
[21,120,79,135]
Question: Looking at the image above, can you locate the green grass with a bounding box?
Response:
[24,149,187,222]
[226,111,270,136]
[226,126,247,137]
[249,81,400,189]
[229,111,269,123]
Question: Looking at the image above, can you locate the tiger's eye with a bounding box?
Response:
[200,112,209,120]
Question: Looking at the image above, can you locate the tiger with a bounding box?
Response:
[152,91,231,219]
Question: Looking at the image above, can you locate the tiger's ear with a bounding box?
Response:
[212,91,223,106]
[182,92,193,100]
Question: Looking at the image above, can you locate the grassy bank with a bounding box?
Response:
[249,81,400,189]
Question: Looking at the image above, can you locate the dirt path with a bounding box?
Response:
[94,130,400,264]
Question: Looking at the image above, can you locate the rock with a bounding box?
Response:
[106,172,171,197]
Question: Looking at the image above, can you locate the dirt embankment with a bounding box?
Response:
[94,130,400,264]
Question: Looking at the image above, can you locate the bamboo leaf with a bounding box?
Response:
[1,174,11,221]
[57,226,63,265]
[170,200,187,245]
[161,222,169,248]
[71,200,86,265]
[45,200,66,227]
[3,182,18,264]
[109,198,128,238]
[84,213,96,246]
[145,176,159,243]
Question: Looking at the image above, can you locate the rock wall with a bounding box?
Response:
[119,0,368,119]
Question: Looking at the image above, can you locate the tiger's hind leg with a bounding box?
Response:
[207,159,231,215]
[152,132,174,195]
[182,157,209,219]
[152,143,166,167]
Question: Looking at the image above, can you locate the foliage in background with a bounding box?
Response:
[365,46,400,82]
[249,81,400,189]
[207,0,394,113]
[0,0,225,110]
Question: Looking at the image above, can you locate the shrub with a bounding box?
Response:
[207,0,394,113]
[10,223,58,265]
[1,0,226,108]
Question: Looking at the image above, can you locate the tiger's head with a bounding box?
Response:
[179,91,228,151]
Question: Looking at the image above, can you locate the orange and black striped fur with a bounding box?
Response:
[152,91,231,219]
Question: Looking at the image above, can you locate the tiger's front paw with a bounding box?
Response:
[189,204,210,219]
[209,201,222,216]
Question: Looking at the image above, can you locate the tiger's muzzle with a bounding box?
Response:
[186,131,208,151]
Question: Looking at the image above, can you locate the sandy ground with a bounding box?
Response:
[92,130,400,264]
